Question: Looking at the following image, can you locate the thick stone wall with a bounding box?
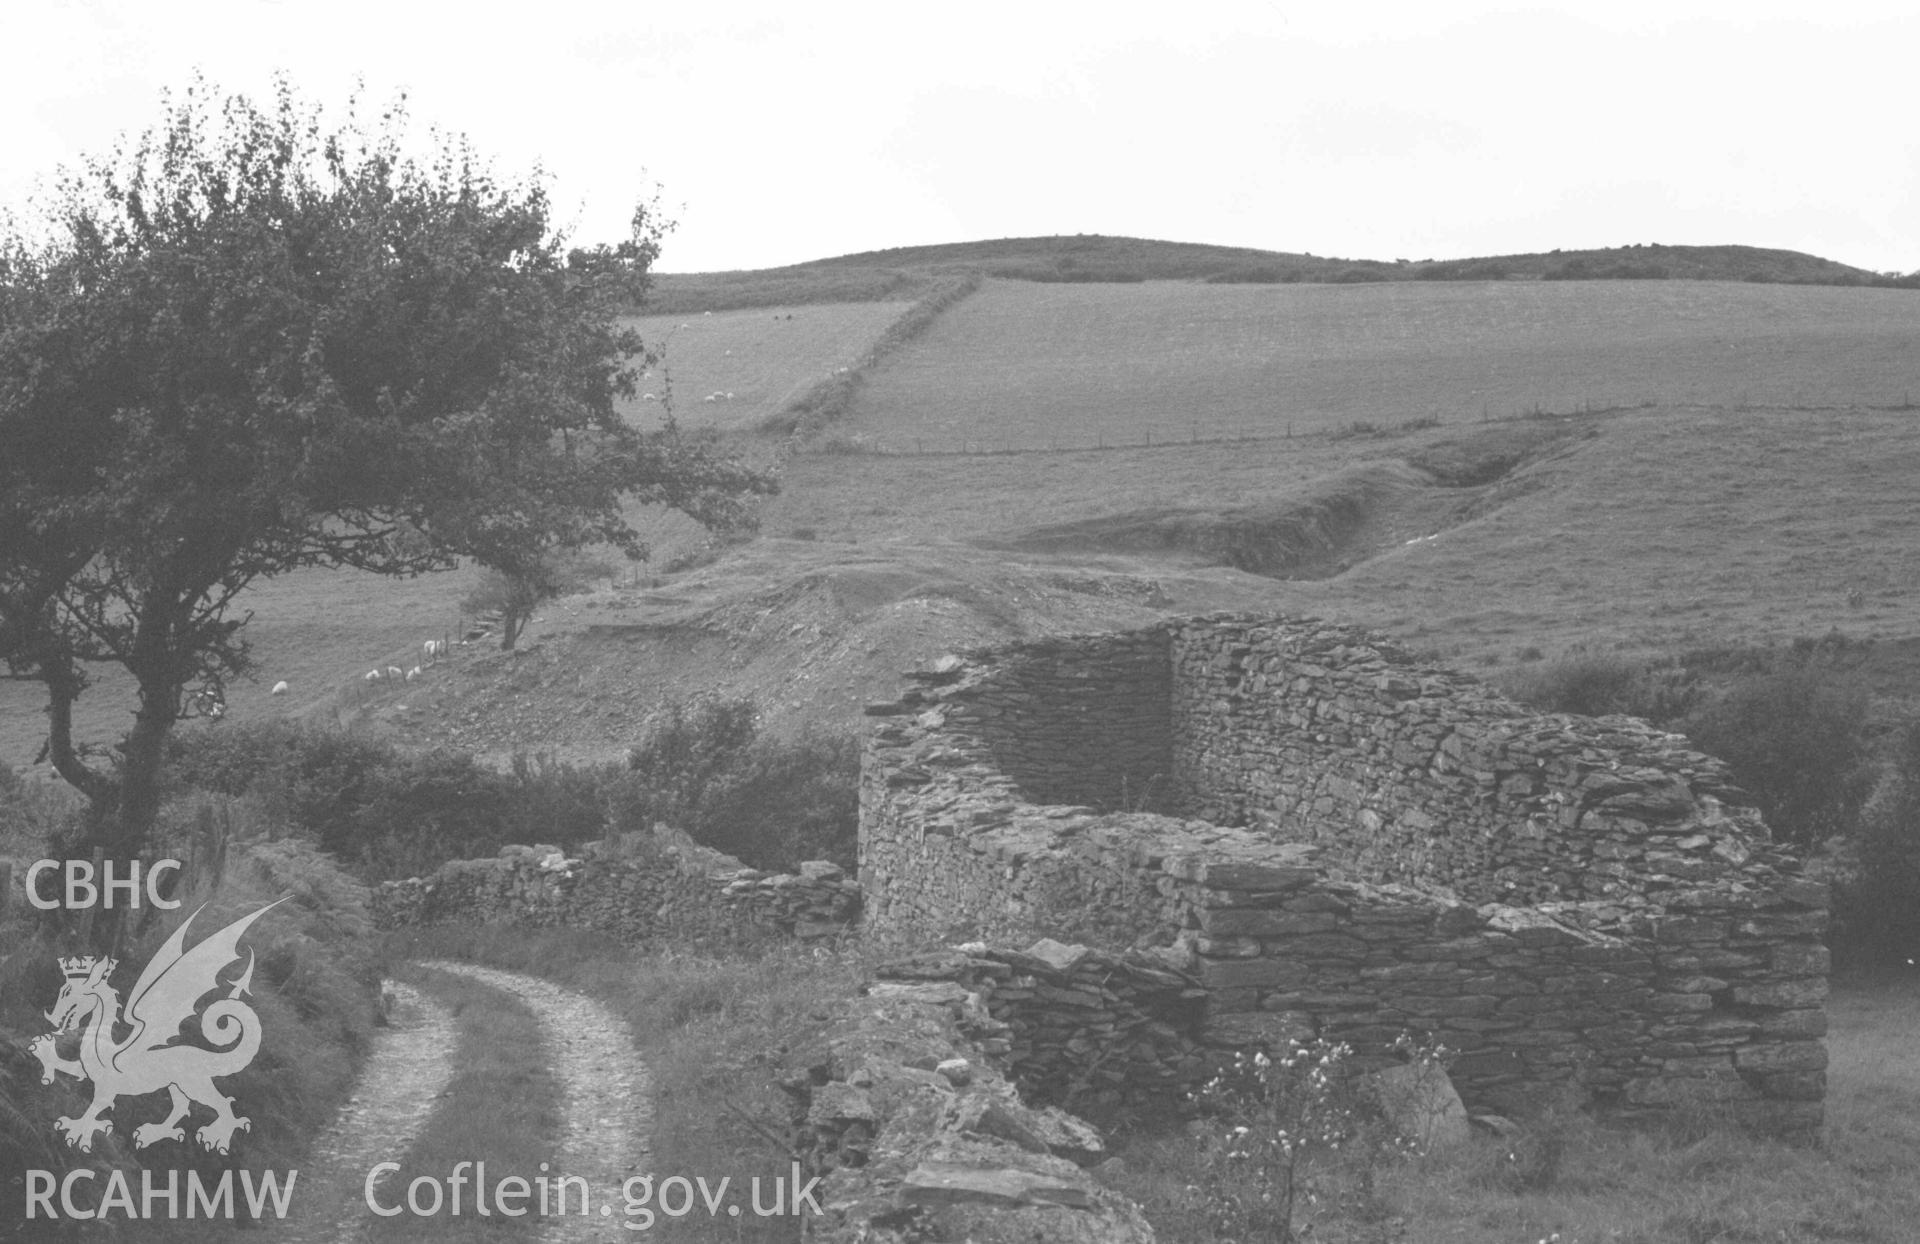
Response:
[859,615,1830,1134]
[372,831,860,946]
[1170,616,1778,905]
[945,631,1173,810]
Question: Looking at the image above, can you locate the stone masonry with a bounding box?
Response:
[860,613,1829,1135]
[372,828,861,946]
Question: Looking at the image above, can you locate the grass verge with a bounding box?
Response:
[1105,976,1920,1243]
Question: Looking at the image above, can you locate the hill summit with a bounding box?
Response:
[646,234,1905,314]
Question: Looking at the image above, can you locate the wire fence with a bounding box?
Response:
[788,397,1920,458]
[795,421,1332,457]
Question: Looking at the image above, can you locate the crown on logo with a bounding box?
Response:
[60,956,102,979]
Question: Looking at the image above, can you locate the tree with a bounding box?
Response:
[0,76,775,863]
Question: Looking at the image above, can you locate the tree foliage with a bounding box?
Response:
[0,76,775,861]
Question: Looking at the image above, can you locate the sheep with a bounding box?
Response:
[366,670,382,682]
[702,394,716,404]
[641,393,658,402]
[387,666,403,681]
[724,392,734,400]
[405,666,422,682]
[423,638,446,663]
[271,680,289,696]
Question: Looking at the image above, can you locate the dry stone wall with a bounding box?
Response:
[940,631,1174,811]
[371,831,860,946]
[1170,616,1781,906]
[860,614,1830,1135]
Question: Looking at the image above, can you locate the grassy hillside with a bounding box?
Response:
[646,235,1896,312]
[761,405,1920,664]
[613,301,914,432]
[834,277,1920,448]
[6,265,1920,777]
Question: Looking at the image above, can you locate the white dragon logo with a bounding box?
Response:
[28,898,285,1155]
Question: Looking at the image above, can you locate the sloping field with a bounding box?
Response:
[613,301,911,431]
[12,261,1920,776]
[1308,405,1920,663]
[763,403,1920,666]
[841,279,1920,448]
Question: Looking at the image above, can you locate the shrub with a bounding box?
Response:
[1830,721,1920,967]
[1499,652,1703,722]
[1678,665,1871,850]
[610,697,857,871]
[169,723,615,881]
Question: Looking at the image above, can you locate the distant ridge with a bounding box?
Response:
[644,235,1912,314]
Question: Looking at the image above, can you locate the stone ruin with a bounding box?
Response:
[858,613,1829,1136]
[372,611,1830,1239]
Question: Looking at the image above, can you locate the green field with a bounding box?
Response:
[612,301,912,432]
[839,278,1920,449]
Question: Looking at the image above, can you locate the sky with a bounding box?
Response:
[4,2,1917,275]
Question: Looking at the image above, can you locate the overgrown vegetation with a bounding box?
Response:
[1105,982,1920,1242]
[611,696,859,872]
[161,694,858,882]
[1498,633,1915,969]
[163,723,605,879]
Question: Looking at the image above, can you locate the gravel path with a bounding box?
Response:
[416,961,653,1243]
[275,981,457,1243]
[271,965,651,1243]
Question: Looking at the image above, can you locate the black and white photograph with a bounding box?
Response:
[2,3,1917,1240]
